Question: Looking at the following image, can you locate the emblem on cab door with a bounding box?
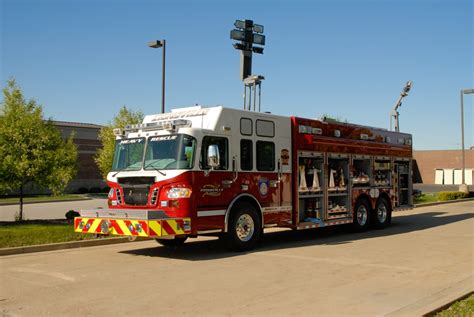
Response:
[258,178,269,197]
[201,184,223,197]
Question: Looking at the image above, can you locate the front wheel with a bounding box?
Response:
[225,202,261,252]
[373,198,392,229]
[155,236,188,248]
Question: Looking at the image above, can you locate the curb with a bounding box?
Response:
[0,197,92,206]
[386,276,473,316]
[423,291,473,316]
[0,237,149,256]
[414,197,474,208]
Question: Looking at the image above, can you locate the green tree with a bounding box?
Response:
[0,79,78,220]
[95,106,144,179]
[321,113,348,123]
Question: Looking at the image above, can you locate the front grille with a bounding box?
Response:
[122,185,150,206]
[117,177,155,206]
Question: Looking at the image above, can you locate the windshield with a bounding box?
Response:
[144,134,196,170]
[112,138,146,171]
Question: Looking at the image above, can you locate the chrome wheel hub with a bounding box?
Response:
[377,203,387,223]
[357,205,368,226]
[236,214,255,242]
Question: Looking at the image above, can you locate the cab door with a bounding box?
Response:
[195,135,237,220]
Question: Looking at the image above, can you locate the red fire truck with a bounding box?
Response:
[75,106,413,251]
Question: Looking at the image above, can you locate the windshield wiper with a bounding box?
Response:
[143,162,166,176]
[112,167,134,178]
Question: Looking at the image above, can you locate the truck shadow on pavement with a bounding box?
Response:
[119,211,473,261]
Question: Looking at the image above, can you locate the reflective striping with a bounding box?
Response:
[167,219,185,235]
[109,220,122,234]
[149,220,162,236]
[89,219,101,233]
[74,217,191,237]
[161,221,173,236]
[197,210,226,217]
[117,220,130,235]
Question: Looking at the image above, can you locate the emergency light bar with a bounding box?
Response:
[124,119,192,133]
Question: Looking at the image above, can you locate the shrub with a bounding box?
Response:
[438,191,469,201]
[77,187,88,194]
[88,187,101,193]
[65,209,80,220]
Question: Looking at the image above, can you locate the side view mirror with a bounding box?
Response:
[207,144,220,169]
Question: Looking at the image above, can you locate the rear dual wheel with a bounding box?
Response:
[353,197,392,231]
[373,198,392,229]
[353,199,371,232]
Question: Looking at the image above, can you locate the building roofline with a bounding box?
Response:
[50,120,103,129]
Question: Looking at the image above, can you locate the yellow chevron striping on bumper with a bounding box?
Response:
[149,220,163,236]
[74,217,191,237]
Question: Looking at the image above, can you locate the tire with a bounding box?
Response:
[352,199,371,232]
[225,202,261,252]
[155,236,188,248]
[373,198,392,229]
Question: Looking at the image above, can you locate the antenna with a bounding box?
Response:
[390,80,413,132]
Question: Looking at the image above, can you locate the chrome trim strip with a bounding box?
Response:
[197,210,226,217]
[197,229,222,234]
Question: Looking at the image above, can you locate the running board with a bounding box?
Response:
[297,218,352,230]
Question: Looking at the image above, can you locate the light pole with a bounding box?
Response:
[460,88,474,192]
[390,81,413,132]
[148,39,166,114]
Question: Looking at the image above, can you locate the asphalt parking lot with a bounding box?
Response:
[0,201,472,316]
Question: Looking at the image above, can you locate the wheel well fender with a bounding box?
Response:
[354,193,373,211]
[377,192,392,211]
[224,194,263,233]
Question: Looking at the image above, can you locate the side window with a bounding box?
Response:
[200,136,229,170]
[256,141,275,171]
[256,120,275,137]
[240,118,253,136]
[240,139,253,171]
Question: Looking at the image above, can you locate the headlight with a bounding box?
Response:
[167,187,192,199]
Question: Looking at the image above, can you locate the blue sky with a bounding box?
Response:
[1,0,472,150]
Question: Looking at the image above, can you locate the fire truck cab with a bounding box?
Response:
[75,105,413,251]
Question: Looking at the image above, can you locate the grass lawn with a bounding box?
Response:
[434,293,474,317]
[0,194,88,205]
[0,221,105,248]
[414,192,439,204]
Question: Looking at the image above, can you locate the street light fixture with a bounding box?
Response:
[230,19,266,81]
[390,80,413,132]
[459,88,474,192]
[148,39,166,114]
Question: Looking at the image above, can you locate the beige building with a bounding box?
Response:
[413,149,474,185]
